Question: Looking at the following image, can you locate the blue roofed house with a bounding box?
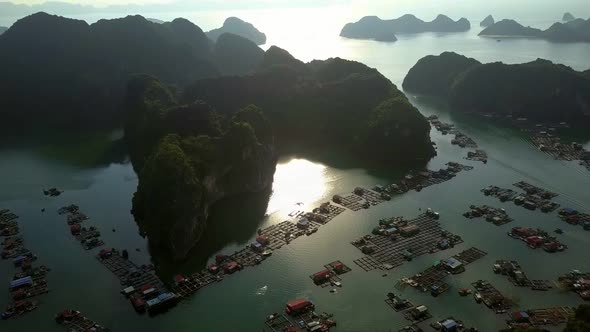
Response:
[442,257,464,274]
[441,319,458,332]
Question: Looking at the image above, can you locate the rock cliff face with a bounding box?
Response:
[480,15,495,27]
[125,75,277,260]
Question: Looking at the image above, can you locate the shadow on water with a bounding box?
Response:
[150,188,272,281]
[0,128,129,168]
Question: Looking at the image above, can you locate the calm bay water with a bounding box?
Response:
[1,8,590,332]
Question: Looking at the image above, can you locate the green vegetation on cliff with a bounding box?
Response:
[183,47,435,163]
[404,52,590,124]
[126,75,277,259]
[402,52,481,97]
[0,12,265,130]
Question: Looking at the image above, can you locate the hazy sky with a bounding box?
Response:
[3,0,590,22]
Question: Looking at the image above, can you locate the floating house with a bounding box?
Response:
[399,224,420,237]
[442,258,464,274]
[285,299,314,316]
[312,270,332,283]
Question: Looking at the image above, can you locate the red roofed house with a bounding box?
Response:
[526,236,545,248]
[312,270,332,283]
[224,261,241,274]
[285,298,314,315]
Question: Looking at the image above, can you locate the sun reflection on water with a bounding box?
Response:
[265,158,328,218]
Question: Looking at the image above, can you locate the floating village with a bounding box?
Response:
[2,116,590,332]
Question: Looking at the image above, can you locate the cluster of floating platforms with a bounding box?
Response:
[97,248,169,313]
[403,247,487,295]
[466,150,487,163]
[55,310,110,331]
[58,204,105,250]
[557,270,590,300]
[558,208,590,231]
[471,280,512,313]
[463,205,513,226]
[1,209,19,238]
[506,307,574,328]
[430,317,478,332]
[264,309,336,332]
[530,130,590,166]
[508,226,567,253]
[482,181,560,213]
[427,115,486,163]
[2,208,49,321]
[493,260,551,291]
[311,203,346,224]
[351,212,463,272]
[173,214,339,300]
[334,161,473,212]
[309,260,352,288]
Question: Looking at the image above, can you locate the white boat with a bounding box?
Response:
[330,280,342,287]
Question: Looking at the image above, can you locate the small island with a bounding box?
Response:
[480,15,495,27]
[340,14,470,42]
[563,12,575,22]
[403,52,590,124]
[206,17,267,45]
[480,18,590,43]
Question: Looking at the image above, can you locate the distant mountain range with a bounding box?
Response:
[206,17,266,45]
[563,12,575,22]
[340,14,470,42]
[480,18,590,43]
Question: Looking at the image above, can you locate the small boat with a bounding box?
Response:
[554,228,564,234]
[261,250,273,257]
[459,288,472,296]
[330,280,342,287]
[329,288,337,293]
